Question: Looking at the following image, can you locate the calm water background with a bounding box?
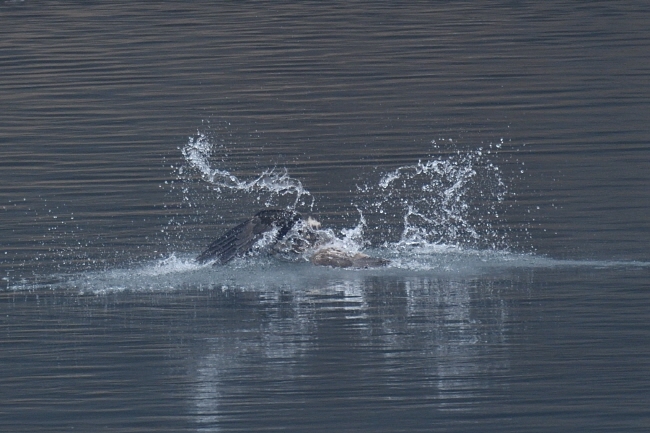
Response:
[1,1,649,432]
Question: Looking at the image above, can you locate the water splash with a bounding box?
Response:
[358,144,508,250]
[175,131,512,259]
[180,132,312,209]
[28,249,649,295]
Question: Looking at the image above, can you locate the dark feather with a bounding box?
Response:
[196,209,300,265]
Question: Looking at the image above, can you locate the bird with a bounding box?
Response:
[196,209,389,268]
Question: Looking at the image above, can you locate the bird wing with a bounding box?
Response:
[195,217,262,264]
[196,210,299,265]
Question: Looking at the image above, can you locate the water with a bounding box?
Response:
[2,1,649,432]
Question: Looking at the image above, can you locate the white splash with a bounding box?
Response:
[181,133,311,208]
[178,131,512,265]
[359,148,507,250]
[136,253,203,276]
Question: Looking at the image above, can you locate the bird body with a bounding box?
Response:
[309,248,389,268]
[196,209,388,268]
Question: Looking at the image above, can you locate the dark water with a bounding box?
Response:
[2,1,649,432]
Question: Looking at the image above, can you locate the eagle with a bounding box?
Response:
[196,209,389,268]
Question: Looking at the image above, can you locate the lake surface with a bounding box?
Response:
[1,1,649,432]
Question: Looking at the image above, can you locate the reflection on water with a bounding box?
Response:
[2,255,649,431]
[189,274,512,430]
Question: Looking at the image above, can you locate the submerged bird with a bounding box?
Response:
[196,209,389,268]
